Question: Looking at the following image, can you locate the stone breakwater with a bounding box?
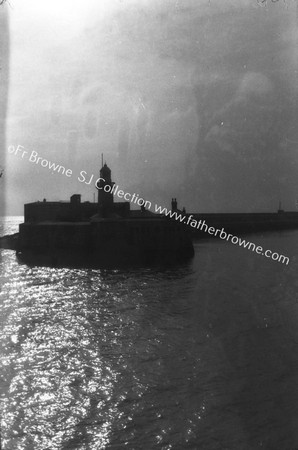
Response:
[0,233,19,250]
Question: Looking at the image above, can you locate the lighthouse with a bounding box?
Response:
[97,158,115,216]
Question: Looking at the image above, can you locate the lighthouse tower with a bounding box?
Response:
[97,159,115,216]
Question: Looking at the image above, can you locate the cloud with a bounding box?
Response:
[237,72,274,99]
[3,0,298,214]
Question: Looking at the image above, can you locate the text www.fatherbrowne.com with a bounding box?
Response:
[155,205,290,265]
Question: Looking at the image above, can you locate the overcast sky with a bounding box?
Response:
[1,0,298,215]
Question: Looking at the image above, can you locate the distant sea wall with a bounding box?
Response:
[189,212,298,236]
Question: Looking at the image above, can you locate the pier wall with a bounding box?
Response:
[189,212,298,235]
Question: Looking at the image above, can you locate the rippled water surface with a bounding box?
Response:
[1,217,298,449]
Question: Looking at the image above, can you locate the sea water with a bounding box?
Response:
[1,217,298,449]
